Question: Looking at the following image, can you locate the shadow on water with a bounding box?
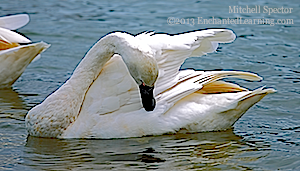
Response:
[23,129,264,170]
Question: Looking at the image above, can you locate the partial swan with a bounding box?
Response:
[25,29,275,138]
[0,14,50,88]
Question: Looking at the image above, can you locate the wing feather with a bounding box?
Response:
[157,70,262,108]
[0,27,31,43]
[137,29,236,97]
[0,14,30,30]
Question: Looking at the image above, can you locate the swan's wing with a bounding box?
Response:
[0,27,31,44]
[80,54,143,116]
[62,54,146,137]
[0,14,30,30]
[136,29,236,96]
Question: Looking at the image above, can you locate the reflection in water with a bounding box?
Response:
[0,88,29,120]
[24,129,263,170]
[0,88,29,170]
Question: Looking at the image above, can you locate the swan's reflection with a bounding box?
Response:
[24,129,265,170]
[0,88,28,120]
[0,88,30,169]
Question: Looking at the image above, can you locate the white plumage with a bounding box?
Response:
[0,14,50,88]
[0,14,29,30]
[25,29,275,138]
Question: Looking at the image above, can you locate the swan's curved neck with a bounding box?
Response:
[68,34,120,93]
[69,32,156,98]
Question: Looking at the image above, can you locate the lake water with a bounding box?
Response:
[0,0,299,170]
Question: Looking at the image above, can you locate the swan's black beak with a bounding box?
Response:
[139,84,156,111]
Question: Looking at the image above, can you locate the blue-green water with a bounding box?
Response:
[0,0,299,170]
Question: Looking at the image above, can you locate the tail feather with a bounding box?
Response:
[182,86,275,132]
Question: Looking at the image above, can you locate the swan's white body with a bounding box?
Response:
[0,14,50,88]
[25,29,275,138]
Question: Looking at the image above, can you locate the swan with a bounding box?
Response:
[25,29,275,138]
[0,14,50,88]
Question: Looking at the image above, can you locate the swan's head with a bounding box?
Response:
[109,32,158,111]
[133,55,158,112]
[124,51,158,112]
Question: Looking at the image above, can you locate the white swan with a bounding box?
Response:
[25,29,275,138]
[0,14,50,88]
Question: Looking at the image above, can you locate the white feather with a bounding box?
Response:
[136,29,236,96]
[0,14,30,30]
[0,27,31,43]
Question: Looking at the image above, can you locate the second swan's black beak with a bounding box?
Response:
[139,84,156,111]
